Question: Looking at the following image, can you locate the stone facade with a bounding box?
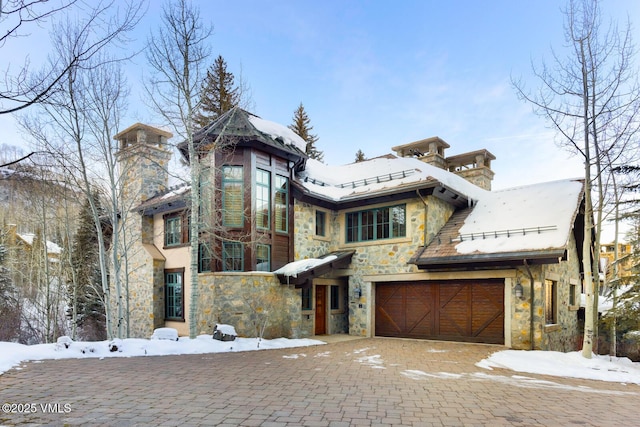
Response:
[195,272,301,339]
[507,234,582,351]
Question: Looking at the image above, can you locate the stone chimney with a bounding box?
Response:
[392,137,450,170]
[445,149,495,190]
[392,137,495,190]
[115,123,173,204]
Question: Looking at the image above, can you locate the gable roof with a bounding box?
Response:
[410,179,585,269]
[178,108,307,166]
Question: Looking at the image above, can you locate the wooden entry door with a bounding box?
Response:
[315,286,326,335]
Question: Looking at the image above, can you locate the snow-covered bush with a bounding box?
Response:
[55,336,73,350]
[150,327,179,341]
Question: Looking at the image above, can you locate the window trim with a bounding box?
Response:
[165,268,185,321]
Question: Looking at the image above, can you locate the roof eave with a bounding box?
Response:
[410,249,567,270]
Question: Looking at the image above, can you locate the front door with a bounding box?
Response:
[315,285,326,335]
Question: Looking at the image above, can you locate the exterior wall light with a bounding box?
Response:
[354,287,362,299]
[514,282,524,299]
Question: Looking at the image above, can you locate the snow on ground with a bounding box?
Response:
[478,350,640,385]
[0,335,325,376]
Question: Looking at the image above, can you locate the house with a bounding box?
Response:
[114,109,588,351]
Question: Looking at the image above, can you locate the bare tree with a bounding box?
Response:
[145,0,212,339]
[0,0,146,115]
[17,2,143,339]
[513,0,640,357]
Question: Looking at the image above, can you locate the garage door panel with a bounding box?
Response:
[376,280,504,344]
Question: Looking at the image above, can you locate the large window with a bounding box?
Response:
[256,169,271,230]
[256,244,271,272]
[164,212,189,247]
[545,279,557,324]
[275,175,288,232]
[222,166,244,227]
[345,205,406,243]
[222,242,244,272]
[165,269,184,321]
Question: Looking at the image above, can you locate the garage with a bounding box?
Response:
[375,280,504,344]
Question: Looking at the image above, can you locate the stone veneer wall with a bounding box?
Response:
[293,196,455,338]
[196,272,302,339]
[509,233,581,351]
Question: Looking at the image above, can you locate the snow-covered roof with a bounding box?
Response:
[17,233,62,255]
[455,179,584,254]
[298,157,487,203]
[410,178,584,267]
[273,255,338,278]
[248,115,307,153]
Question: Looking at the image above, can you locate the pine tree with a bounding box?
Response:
[68,191,106,340]
[354,149,366,163]
[194,55,240,129]
[289,103,323,162]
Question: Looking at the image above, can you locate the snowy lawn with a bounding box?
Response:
[0,334,325,375]
[478,350,640,385]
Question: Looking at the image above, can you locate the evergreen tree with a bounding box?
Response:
[68,191,106,340]
[194,55,240,129]
[354,149,366,163]
[289,103,323,162]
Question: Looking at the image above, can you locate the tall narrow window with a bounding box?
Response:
[330,285,340,310]
[222,166,244,227]
[222,242,244,272]
[256,169,271,230]
[165,269,184,320]
[545,279,557,324]
[315,210,326,236]
[256,244,271,272]
[165,216,181,247]
[301,287,312,310]
[199,166,211,221]
[198,243,212,273]
[275,175,288,232]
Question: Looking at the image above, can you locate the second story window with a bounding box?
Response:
[256,169,271,230]
[275,175,288,232]
[345,205,406,243]
[164,212,189,247]
[222,166,244,227]
[315,210,326,236]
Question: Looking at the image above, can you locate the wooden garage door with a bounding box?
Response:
[375,280,504,344]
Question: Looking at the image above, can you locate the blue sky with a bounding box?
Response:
[2,0,640,192]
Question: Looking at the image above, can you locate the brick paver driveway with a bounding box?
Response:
[1,337,637,426]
